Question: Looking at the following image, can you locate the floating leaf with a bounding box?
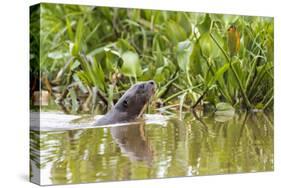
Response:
[215,102,235,118]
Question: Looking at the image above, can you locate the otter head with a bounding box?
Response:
[114,80,155,120]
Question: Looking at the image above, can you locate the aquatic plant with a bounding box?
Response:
[31,4,274,114]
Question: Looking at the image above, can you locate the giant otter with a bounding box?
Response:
[93,80,155,126]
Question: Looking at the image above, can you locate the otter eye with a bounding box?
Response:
[139,84,145,89]
[123,99,128,108]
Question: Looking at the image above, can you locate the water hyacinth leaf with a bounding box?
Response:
[215,102,235,117]
[199,32,220,58]
[154,57,175,83]
[165,20,187,43]
[121,51,142,78]
[154,67,165,83]
[116,39,135,54]
[36,4,273,112]
[188,12,205,25]
[130,9,140,21]
[207,63,230,87]
[216,102,234,111]
[176,39,193,72]
[209,14,224,22]
[198,14,211,34]
[255,103,264,110]
[224,15,239,26]
[104,51,116,72]
[189,42,202,76]
[180,14,192,38]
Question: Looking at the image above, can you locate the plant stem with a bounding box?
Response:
[209,33,230,62]
[163,84,201,104]
[210,33,252,109]
[229,60,252,109]
[263,95,273,110]
[163,89,190,104]
[191,88,209,109]
[200,50,233,104]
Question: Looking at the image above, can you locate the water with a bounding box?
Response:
[30,111,273,185]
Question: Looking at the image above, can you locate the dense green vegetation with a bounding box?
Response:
[30,3,274,115]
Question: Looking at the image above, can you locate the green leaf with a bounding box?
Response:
[116,39,135,54]
[121,51,142,78]
[91,57,105,91]
[72,19,84,56]
[216,102,234,111]
[165,20,187,43]
[176,39,193,72]
[47,51,67,59]
[198,14,211,34]
[199,32,221,58]
[76,55,105,92]
[215,102,235,119]
[180,14,192,38]
[153,57,175,83]
[65,16,74,41]
[207,63,230,87]
[189,42,202,76]
[188,12,205,25]
[209,14,224,22]
[69,88,79,114]
[223,15,239,26]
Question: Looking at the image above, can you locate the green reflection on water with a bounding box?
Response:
[30,112,273,185]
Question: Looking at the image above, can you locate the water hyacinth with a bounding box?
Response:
[30,4,273,114]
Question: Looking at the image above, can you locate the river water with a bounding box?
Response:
[30,111,273,185]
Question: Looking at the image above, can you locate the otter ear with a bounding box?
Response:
[122,99,128,108]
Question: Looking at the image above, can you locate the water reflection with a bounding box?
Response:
[30,112,273,185]
[110,123,153,164]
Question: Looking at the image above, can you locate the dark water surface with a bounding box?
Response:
[30,112,273,185]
